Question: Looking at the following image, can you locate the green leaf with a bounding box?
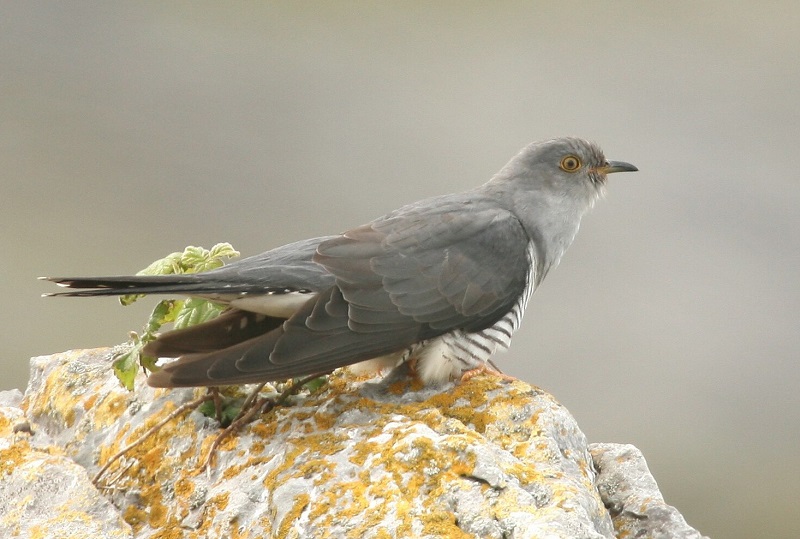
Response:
[119,251,184,306]
[198,398,243,427]
[173,298,226,330]
[179,246,209,272]
[137,251,184,276]
[112,343,141,391]
[144,299,181,335]
[302,376,328,394]
[183,243,241,273]
[198,400,217,418]
[109,243,241,389]
[209,242,240,263]
[220,404,242,426]
[119,294,139,307]
[139,353,160,373]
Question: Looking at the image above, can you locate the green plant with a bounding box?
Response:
[111,243,240,390]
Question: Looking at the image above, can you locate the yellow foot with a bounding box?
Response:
[460,363,517,383]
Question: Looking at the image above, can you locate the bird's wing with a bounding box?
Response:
[211,201,530,378]
[150,198,534,387]
[209,236,338,292]
[316,201,531,332]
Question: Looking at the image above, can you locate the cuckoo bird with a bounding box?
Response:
[43,137,637,388]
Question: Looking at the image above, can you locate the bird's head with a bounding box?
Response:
[491,137,638,206]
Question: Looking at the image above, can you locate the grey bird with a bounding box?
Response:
[43,137,637,388]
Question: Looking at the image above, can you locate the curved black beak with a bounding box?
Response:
[601,160,638,174]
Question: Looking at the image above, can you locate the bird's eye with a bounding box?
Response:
[559,155,581,172]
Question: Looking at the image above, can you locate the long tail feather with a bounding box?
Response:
[40,275,264,297]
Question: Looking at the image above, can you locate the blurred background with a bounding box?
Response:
[2,3,798,537]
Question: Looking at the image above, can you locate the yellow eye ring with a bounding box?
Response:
[559,155,581,172]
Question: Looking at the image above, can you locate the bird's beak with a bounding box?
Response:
[599,160,638,174]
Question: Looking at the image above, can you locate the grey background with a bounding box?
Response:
[3,3,798,538]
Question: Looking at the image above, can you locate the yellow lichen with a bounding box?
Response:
[23,348,603,538]
[249,420,278,439]
[0,443,28,476]
[420,509,473,538]
[174,476,195,498]
[276,492,309,538]
[91,391,129,429]
[81,393,98,411]
[122,503,147,528]
[37,362,79,427]
[197,490,231,533]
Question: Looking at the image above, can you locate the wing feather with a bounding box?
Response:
[263,199,531,367]
[151,196,533,387]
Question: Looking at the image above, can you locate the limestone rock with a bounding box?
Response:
[0,388,132,539]
[591,443,709,539]
[0,348,707,538]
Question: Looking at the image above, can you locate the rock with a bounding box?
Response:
[0,348,708,538]
[591,443,709,539]
[0,384,132,539]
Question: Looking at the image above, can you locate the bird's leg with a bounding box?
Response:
[460,360,517,383]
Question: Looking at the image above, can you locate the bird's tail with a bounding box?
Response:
[40,274,258,297]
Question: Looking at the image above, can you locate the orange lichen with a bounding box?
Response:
[91,391,129,429]
[420,509,473,538]
[174,476,195,499]
[37,362,78,427]
[122,504,147,529]
[82,393,98,411]
[249,420,278,439]
[276,492,309,538]
[17,348,609,538]
[197,490,231,533]
[0,444,28,476]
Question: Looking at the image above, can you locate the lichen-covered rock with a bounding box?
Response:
[590,443,709,539]
[0,388,132,539]
[1,349,708,538]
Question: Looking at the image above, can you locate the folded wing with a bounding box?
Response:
[152,196,532,387]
